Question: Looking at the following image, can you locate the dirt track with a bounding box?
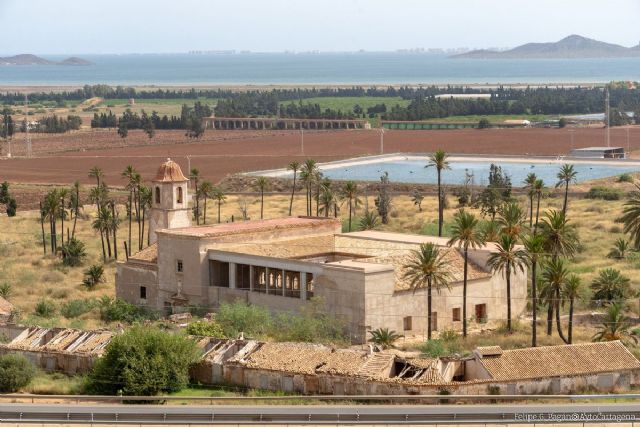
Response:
[1,127,639,187]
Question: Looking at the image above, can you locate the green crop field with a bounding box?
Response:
[422,114,552,123]
[279,96,410,112]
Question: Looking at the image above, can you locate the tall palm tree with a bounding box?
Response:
[58,188,69,245]
[448,209,485,338]
[287,161,300,216]
[43,189,61,253]
[592,302,638,344]
[314,170,325,216]
[92,206,109,261]
[486,234,528,333]
[496,202,527,240]
[541,257,570,344]
[539,210,579,260]
[88,166,104,188]
[620,184,640,249]
[213,186,226,224]
[533,179,545,234]
[301,159,317,216]
[256,177,269,220]
[481,220,500,243]
[523,172,537,228]
[70,181,81,239]
[319,184,337,218]
[563,274,581,344]
[139,186,152,248]
[190,168,200,225]
[523,234,546,347]
[402,243,452,340]
[342,181,359,232]
[198,181,213,225]
[426,150,450,237]
[121,165,138,256]
[556,164,577,215]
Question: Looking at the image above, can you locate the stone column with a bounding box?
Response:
[249,266,254,292]
[265,267,270,295]
[282,269,286,296]
[300,272,307,301]
[228,262,236,289]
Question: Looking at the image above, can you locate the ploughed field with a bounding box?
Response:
[1,127,639,186]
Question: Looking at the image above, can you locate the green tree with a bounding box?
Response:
[496,202,527,241]
[287,161,300,216]
[342,181,359,232]
[592,302,638,344]
[60,237,87,266]
[374,172,391,224]
[556,164,578,215]
[563,274,581,344]
[620,184,640,249]
[300,159,318,216]
[256,176,269,220]
[532,179,545,234]
[476,164,512,220]
[87,326,199,396]
[541,257,570,344]
[426,150,450,236]
[213,186,226,223]
[477,118,491,129]
[607,238,631,259]
[539,210,579,260]
[486,234,527,333]
[359,210,380,230]
[121,166,138,256]
[590,268,633,304]
[402,243,452,340]
[117,122,128,140]
[190,168,201,224]
[186,320,226,338]
[523,234,547,347]
[368,328,402,349]
[197,181,213,225]
[523,172,537,228]
[83,264,105,290]
[448,209,485,338]
[0,354,36,392]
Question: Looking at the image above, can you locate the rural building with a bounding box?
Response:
[116,159,527,343]
[570,146,625,158]
[0,296,14,323]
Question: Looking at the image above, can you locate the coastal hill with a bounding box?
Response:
[453,35,640,59]
[0,54,93,66]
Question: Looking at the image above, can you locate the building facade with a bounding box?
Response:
[116,160,527,343]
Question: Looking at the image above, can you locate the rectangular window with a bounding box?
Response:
[452,307,461,322]
[475,304,487,323]
[140,286,147,300]
[236,264,251,290]
[210,260,229,287]
[403,316,412,331]
[176,260,183,273]
[306,273,314,300]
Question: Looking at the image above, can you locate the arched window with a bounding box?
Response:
[177,186,183,204]
[155,187,160,204]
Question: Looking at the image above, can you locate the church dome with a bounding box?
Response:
[153,158,188,182]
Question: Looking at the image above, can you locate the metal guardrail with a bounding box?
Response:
[1,393,639,404]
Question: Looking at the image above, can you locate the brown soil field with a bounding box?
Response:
[1,126,639,187]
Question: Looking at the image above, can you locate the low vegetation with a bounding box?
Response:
[0,354,37,392]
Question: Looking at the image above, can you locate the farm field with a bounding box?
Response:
[279,96,410,111]
[2,126,640,186]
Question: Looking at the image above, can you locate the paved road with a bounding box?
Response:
[0,403,639,424]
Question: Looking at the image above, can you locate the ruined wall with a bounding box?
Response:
[0,348,97,375]
[115,262,158,307]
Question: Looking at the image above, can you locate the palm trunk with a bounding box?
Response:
[128,191,132,256]
[111,202,118,260]
[506,263,512,333]
[141,207,146,248]
[137,189,142,250]
[195,182,200,225]
[534,193,542,235]
[546,303,554,335]
[315,184,320,216]
[348,198,353,232]
[462,248,468,338]
[568,297,574,344]
[260,190,264,219]
[563,181,569,215]
[531,259,538,347]
[60,200,64,245]
[427,277,433,340]
[289,172,296,216]
[529,193,534,228]
[72,185,79,239]
[39,202,46,254]
[437,170,443,237]
[99,229,106,262]
[203,197,208,224]
[51,216,57,253]
[555,287,569,344]
[217,200,221,224]
[105,225,112,258]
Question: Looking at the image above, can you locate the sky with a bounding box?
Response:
[1,0,639,54]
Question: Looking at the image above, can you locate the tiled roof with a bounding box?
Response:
[479,341,640,381]
[161,217,340,238]
[224,235,335,259]
[129,244,158,263]
[475,346,503,357]
[153,158,188,182]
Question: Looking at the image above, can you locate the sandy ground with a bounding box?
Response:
[1,127,639,186]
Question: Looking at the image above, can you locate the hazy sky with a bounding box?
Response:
[1,0,638,54]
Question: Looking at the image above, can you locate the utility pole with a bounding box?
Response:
[379,127,384,155]
[300,127,304,155]
[186,156,191,189]
[627,127,630,158]
[25,94,32,158]
[605,87,611,148]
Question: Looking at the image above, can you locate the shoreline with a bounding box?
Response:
[0,81,608,93]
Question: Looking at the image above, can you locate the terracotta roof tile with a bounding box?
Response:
[153,158,188,182]
[161,217,340,238]
[129,244,158,263]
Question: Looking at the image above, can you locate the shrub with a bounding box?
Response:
[82,264,105,290]
[0,282,12,299]
[478,118,491,129]
[419,339,446,357]
[34,299,56,318]
[98,297,159,323]
[186,320,226,338]
[6,198,17,217]
[60,238,87,266]
[86,326,199,396]
[368,328,402,349]
[618,173,634,183]
[0,354,37,392]
[216,302,272,338]
[61,299,95,319]
[585,187,622,201]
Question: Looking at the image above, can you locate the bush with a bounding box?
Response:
[82,264,105,290]
[6,198,17,217]
[99,297,159,323]
[558,118,567,128]
[186,320,226,338]
[478,118,491,129]
[618,173,634,183]
[585,187,622,201]
[216,302,272,338]
[0,282,12,299]
[34,299,56,318]
[60,238,87,266]
[86,326,199,396]
[0,354,37,392]
[61,299,95,319]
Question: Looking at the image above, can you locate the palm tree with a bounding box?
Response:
[92,206,108,261]
[590,268,632,304]
[448,209,485,338]
[342,181,359,232]
[592,302,638,344]
[213,187,227,223]
[486,234,528,333]
[43,188,61,253]
[539,210,579,260]
[58,188,69,245]
[541,257,570,344]
[88,166,104,188]
[620,184,640,249]
[82,264,105,290]
[497,202,527,240]
[368,328,402,349]
[319,186,337,218]
[607,238,631,259]
[198,181,213,225]
[426,150,450,237]
[556,164,578,215]
[402,243,452,340]
[287,161,300,216]
[523,234,546,347]
[563,274,581,344]
[533,179,545,234]
[190,168,201,224]
[481,220,500,242]
[301,159,317,216]
[60,237,87,267]
[70,181,81,239]
[121,165,138,256]
[256,176,269,220]
[411,189,424,212]
[523,172,537,228]
[139,186,152,248]
[359,210,380,230]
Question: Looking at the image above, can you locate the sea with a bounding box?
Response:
[1,53,640,86]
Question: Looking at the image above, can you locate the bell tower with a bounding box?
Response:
[148,158,191,244]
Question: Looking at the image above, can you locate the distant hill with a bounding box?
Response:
[453,35,640,59]
[0,54,93,65]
